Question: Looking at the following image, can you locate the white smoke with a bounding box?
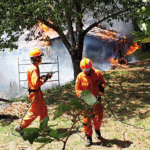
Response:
[0,18,137,99]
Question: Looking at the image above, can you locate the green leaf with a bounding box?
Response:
[84,105,91,110]
[141,6,146,12]
[35,138,53,143]
[58,131,68,139]
[81,90,97,105]
[56,104,72,112]
[79,13,82,18]
[36,139,54,150]
[93,101,99,105]
[145,20,150,33]
[23,129,39,144]
[142,37,150,43]
[70,99,84,109]
[133,36,149,42]
[131,31,145,37]
[137,18,150,33]
[21,128,40,134]
[40,116,49,131]
[50,130,59,139]
[43,126,53,132]
[120,17,124,22]
[137,18,146,32]
[53,111,63,120]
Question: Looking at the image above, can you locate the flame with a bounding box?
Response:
[126,42,140,55]
[96,30,118,41]
[38,22,54,32]
[109,58,118,64]
[36,22,59,47]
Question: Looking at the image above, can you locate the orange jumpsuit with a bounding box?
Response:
[21,64,48,129]
[75,67,106,137]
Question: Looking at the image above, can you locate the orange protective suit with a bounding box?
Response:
[75,67,106,137]
[21,64,48,129]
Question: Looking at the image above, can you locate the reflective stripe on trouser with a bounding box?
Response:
[83,100,104,137]
[21,90,48,129]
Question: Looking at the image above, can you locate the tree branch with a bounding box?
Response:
[83,8,129,36]
[38,17,71,53]
[0,98,10,103]
[65,11,76,47]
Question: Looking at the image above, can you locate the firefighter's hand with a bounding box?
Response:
[40,75,47,81]
[99,85,104,93]
[41,74,51,82]
[47,73,52,79]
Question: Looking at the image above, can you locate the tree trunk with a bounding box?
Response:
[72,58,82,81]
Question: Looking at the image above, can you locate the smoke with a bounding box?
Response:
[0,38,75,99]
[0,18,137,99]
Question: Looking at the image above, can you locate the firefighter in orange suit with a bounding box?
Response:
[15,48,51,134]
[75,58,106,147]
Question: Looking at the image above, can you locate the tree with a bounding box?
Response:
[0,0,146,80]
[131,1,150,44]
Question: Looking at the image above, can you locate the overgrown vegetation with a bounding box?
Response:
[1,51,150,149]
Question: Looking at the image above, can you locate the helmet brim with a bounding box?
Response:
[82,66,92,71]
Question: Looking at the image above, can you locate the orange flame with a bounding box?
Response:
[36,22,59,46]
[96,30,118,41]
[109,58,118,64]
[126,42,140,55]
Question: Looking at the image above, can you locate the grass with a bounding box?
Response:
[1,50,150,149]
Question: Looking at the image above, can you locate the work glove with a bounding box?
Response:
[41,74,52,82]
[99,85,104,94]
[47,73,52,79]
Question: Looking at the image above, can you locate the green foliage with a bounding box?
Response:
[39,116,49,131]
[21,116,68,148]
[56,103,72,111]
[58,132,68,138]
[70,99,84,109]
[81,90,97,105]
[22,128,39,144]
[50,130,59,139]
[35,138,52,143]
[0,0,146,52]
[131,3,150,43]
[53,111,63,120]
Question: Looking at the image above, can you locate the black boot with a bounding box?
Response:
[95,130,101,140]
[85,136,92,147]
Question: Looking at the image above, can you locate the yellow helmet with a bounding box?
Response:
[29,48,44,58]
[80,58,92,71]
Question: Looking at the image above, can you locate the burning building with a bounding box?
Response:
[34,23,141,71]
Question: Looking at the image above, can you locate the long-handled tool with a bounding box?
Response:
[103,94,150,130]
[12,72,57,136]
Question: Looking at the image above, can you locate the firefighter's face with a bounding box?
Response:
[84,68,91,75]
[37,56,42,63]
[34,56,42,65]
[38,56,42,62]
